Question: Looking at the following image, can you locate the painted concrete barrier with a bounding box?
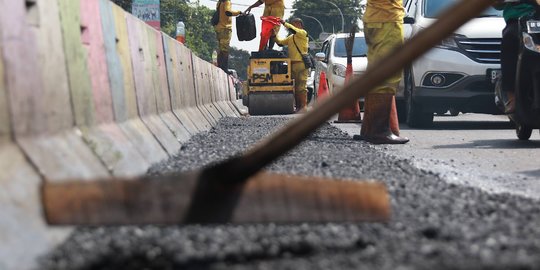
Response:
[0,0,241,269]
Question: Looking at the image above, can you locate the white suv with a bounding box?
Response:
[398,0,505,127]
[313,32,368,101]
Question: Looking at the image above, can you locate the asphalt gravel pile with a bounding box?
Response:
[40,116,540,270]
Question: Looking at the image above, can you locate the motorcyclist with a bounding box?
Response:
[493,0,536,113]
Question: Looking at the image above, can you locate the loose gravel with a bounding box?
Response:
[40,116,540,270]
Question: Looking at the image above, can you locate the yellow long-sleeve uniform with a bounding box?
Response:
[362,0,405,94]
[215,0,241,53]
[275,22,309,95]
[261,0,285,35]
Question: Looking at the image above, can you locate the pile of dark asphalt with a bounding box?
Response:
[40,117,540,270]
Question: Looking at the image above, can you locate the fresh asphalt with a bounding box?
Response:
[40,113,540,270]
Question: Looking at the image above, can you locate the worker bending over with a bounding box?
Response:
[245,0,285,49]
[360,0,409,144]
[215,0,242,72]
[275,18,309,112]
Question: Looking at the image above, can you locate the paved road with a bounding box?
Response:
[333,112,540,200]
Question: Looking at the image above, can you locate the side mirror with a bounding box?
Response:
[315,52,326,61]
[403,17,415,24]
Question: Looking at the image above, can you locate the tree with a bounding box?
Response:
[228,47,250,80]
[111,0,217,61]
[291,0,362,41]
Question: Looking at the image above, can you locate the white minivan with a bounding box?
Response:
[398,0,505,127]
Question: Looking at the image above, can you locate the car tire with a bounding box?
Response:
[516,123,532,140]
[404,70,434,128]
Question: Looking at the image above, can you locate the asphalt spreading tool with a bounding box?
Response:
[42,0,496,225]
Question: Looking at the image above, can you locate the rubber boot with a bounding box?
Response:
[217,52,225,72]
[268,36,276,50]
[358,93,409,144]
[389,96,400,136]
[221,52,230,73]
[295,92,307,113]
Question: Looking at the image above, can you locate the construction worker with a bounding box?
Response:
[275,18,309,112]
[245,0,285,49]
[493,0,536,114]
[215,0,242,72]
[359,0,409,144]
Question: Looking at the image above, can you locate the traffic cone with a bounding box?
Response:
[317,71,329,101]
[260,16,281,51]
[335,64,362,123]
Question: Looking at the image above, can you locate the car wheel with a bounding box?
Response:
[516,124,532,140]
[404,70,434,128]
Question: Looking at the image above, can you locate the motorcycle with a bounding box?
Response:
[494,0,540,140]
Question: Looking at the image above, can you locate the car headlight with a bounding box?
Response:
[523,32,540,53]
[435,34,463,50]
[332,63,346,77]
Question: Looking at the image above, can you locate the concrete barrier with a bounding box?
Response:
[0,0,240,268]
[102,1,169,165]
[162,36,201,134]
[193,56,223,124]
[147,26,192,144]
[215,68,240,117]
[126,15,182,155]
[60,0,151,176]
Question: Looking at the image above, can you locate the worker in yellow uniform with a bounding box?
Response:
[245,0,285,49]
[359,0,409,144]
[215,0,242,72]
[275,18,309,112]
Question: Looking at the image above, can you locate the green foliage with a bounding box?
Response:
[291,0,362,41]
[111,0,218,60]
[229,47,250,80]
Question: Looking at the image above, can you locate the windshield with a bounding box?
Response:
[333,37,368,57]
[423,0,502,18]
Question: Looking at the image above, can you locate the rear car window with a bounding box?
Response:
[333,37,368,57]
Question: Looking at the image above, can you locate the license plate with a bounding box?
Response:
[487,69,501,84]
[527,20,540,34]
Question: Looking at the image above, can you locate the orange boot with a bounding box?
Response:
[357,93,409,144]
[389,96,400,136]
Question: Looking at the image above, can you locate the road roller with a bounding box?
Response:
[242,50,295,115]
